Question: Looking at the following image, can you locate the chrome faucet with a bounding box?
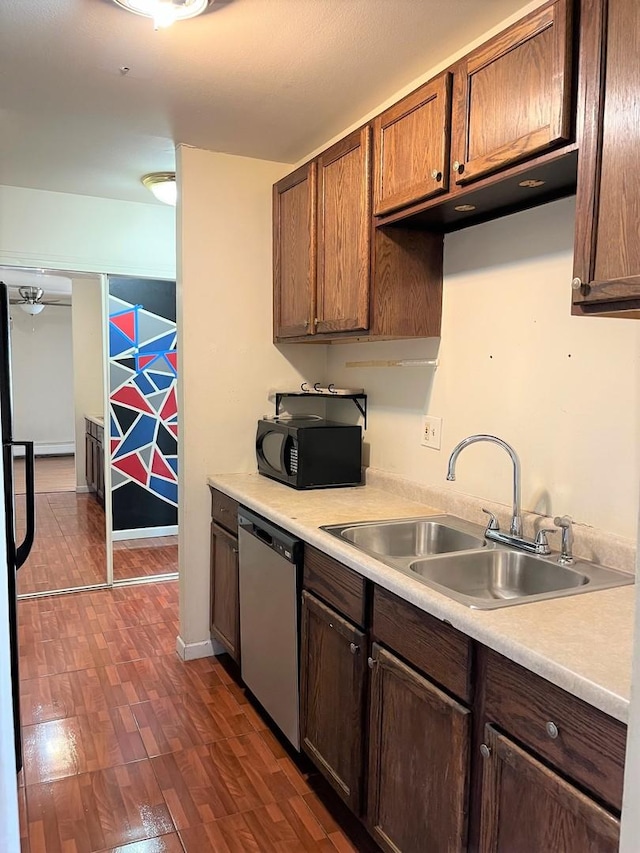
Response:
[446,434,523,536]
[446,434,553,556]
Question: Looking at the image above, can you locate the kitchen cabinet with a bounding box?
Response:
[572,0,640,314]
[273,134,443,343]
[85,419,104,508]
[373,72,453,216]
[273,162,316,338]
[367,642,470,853]
[300,590,367,813]
[450,0,573,187]
[478,726,619,852]
[209,487,240,663]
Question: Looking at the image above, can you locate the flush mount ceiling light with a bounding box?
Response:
[112,0,212,29]
[141,172,177,205]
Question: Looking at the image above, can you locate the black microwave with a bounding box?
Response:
[256,417,362,489]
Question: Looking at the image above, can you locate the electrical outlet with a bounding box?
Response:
[421,415,442,449]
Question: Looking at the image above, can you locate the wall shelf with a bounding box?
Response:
[275,390,368,429]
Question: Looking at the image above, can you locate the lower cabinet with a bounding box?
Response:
[478,725,620,852]
[367,643,470,853]
[85,420,104,508]
[300,590,366,813]
[210,520,240,663]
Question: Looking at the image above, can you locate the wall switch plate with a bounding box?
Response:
[421,415,442,449]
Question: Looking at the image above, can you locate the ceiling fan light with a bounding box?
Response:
[141,172,177,205]
[111,0,211,28]
[20,302,44,316]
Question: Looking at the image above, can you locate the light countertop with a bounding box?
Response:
[208,472,635,723]
[85,414,104,427]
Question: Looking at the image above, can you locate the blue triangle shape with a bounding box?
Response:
[148,372,174,391]
[109,323,135,358]
[114,415,156,459]
[138,332,177,356]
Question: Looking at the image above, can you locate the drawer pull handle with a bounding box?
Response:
[367,656,376,670]
[546,721,559,739]
[232,547,238,555]
[349,642,360,655]
[480,743,491,759]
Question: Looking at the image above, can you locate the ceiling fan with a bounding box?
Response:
[9,286,69,315]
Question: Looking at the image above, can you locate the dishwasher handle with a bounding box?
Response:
[238,508,303,565]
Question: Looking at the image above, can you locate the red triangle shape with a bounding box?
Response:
[166,352,177,371]
[110,439,119,454]
[138,355,155,370]
[160,387,177,421]
[111,311,135,342]
[113,452,148,486]
[167,423,178,436]
[151,450,176,481]
[111,385,153,414]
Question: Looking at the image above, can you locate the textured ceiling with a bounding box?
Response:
[1,0,534,204]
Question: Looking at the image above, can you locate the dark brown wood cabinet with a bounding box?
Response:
[367,643,471,853]
[273,162,316,339]
[572,0,640,314]
[85,419,104,508]
[451,0,573,187]
[373,73,453,216]
[209,487,240,662]
[300,591,367,813]
[478,725,620,852]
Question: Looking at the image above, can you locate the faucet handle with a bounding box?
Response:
[535,528,556,546]
[554,515,572,529]
[482,508,500,531]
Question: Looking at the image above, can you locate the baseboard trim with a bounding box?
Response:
[112,525,178,541]
[176,636,226,660]
[13,443,75,457]
[76,485,90,494]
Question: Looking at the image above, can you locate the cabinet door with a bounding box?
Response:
[373,72,452,216]
[210,521,240,663]
[479,725,620,853]
[96,438,105,505]
[367,643,470,853]
[451,0,572,186]
[300,591,366,813]
[85,432,95,491]
[572,0,640,311]
[273,162,316,339]
[316,127,371,334]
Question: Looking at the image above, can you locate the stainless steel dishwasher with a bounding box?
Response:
[237,508,303,750]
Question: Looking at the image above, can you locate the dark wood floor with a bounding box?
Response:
[17,581,361,852]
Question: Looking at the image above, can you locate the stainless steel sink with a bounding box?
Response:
[322,516,485,558]
[321,515,634,609]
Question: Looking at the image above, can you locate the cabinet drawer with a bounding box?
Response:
[303,547,366,628]
[372,586,472,703]
[209,487,238,535]
[483,648,626,811]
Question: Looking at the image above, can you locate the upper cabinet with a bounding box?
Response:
[451,0,573,186]
[272,162,316,339]
[316,128,371,334]
[373,73,453,216]
[572,0,640,315]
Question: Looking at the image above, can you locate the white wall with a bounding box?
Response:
[71,276,104,487]
[0,185,175,279]
[177,146,326,651]
[10,304,75,453]
[328,197,640,540]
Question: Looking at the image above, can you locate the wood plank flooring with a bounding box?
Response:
[18,581,369,852]
[113,537,178,581]
[14,455,77,495]
[16,492,107,595]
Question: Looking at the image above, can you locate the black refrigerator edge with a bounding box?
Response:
[1,282,36,771]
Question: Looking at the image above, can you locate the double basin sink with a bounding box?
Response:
[321,516,633,609]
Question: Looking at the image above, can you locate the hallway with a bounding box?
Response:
[17,580,361,852]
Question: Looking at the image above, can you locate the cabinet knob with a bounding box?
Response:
[367,656,376,670]
[232,547,238,555]
[349,642,360,655]
[545,721,559,739]
[453,160,464,174]
[480,743,491,759]
[571,277,591,297]
[431,169,442,181]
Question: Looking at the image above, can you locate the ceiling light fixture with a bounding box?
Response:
[112,0,212,29]
[141,172,177,205]
[20,302,45,316]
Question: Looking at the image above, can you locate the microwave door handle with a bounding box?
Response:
[281,434,291,475]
